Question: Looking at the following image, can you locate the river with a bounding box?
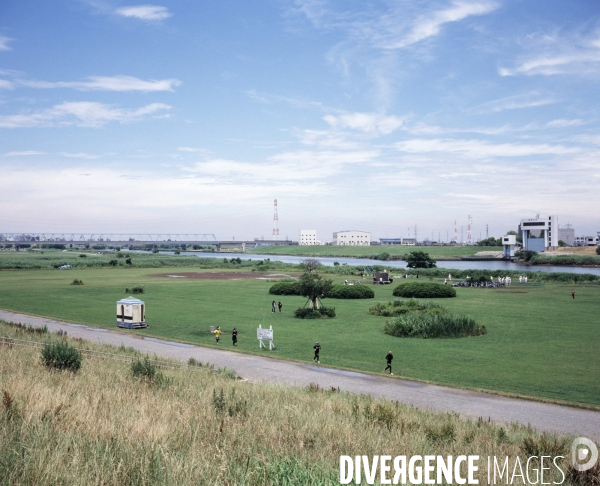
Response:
[147,250,600,276]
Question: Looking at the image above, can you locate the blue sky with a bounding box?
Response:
[1,0,599,241]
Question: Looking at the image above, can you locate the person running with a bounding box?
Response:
[571,289,575,299]
[278,301,282,313]
[271,300,276,313]
[214,326,221,344]
[384,350,393,375]
[313,342,321,363]
[231,327,238,346]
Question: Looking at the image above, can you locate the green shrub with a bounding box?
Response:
[369,299,446,316]
[269,281,301,295]
[294,307,336,319]
[597,246,600,255]
[125,285,145,294]
[384,313,486,338]
[393,282,456,298]
[130,357,156,380]
[71,279,84,285]
[79,254,87,258]
[41,341,82,372]
[327,284,374,299]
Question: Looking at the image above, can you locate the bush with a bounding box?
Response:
[79,254,87,258]
[71,279,84,285]
[294,306,336,319]
[269,281,301,295]
[41,341,82,372]
[597,246,600,256]
[384,313,486,338]
[130,357,156,380]
[368,299,446,317]
[393,282,456,298]
[125,285,145,294]
[327,284,374,299]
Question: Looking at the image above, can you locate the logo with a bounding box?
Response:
[571,437,598,472]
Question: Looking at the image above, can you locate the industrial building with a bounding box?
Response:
[299,230,323,246]
[557,225,575,246]
[379,238,416,246]
[333,230,371,246]
[519,216,558,251]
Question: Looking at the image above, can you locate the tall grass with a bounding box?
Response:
[0,321,575,485]
[384,313,487,338]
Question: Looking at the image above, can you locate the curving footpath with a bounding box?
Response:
[1,309,598,441]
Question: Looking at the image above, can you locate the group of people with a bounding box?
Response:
[213,326,238,345]
[271,300,283,313]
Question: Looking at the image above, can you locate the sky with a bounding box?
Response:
[1,0,599,242]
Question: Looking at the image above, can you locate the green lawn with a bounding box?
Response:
[247,244,502,259]
[0,265,598,407]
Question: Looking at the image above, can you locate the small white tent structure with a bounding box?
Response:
[116,296,146,329]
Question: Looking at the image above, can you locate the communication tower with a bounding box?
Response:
[453,220,458,243]
[467,215,473,245]
[272,199,279,237]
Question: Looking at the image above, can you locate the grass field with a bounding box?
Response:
[0,263,598,407]
[246,244,502,259]
[2,324,582,485]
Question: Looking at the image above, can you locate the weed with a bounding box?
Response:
[425,423,456,444]
[41,341,82,372]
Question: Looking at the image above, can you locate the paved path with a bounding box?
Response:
[1,309,599,441]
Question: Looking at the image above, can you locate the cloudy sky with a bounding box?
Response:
[1,0,599,241]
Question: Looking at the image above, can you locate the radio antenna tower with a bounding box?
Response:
[486,224,489,239]
[272,199,279,238]
[453,220,458,243]
[467,215,473,245]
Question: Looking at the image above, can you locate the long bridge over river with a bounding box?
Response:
[0,233,294,251]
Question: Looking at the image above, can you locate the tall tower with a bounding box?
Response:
[453,220,458,243]
[272,199,279,238]
[467,215,473,245]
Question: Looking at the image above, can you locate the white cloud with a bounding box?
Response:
[115,5,172,21]
[473,92,555,113]
[3,151,45,156]
[382,0,499,49]
[499,31,600,76]
[59,152,101,159]
[19,75,181,92]
[0,79,14,89]
[323,112,404,135]
[395,138,580,158]
[0,101,171,128]
[546,119,584,128]
[0,36,13,51]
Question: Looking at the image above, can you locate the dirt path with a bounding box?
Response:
[1,309,598,441]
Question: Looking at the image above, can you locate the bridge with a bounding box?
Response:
[0,233,295,251]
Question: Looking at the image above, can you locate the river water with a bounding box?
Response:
[156,251,600,276]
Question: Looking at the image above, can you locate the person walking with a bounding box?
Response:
[571,289,575,299]
[231,327,238,346]
[271,300,276,313]
[313,342,321,363]
[278,301,282,313]
[384,350,393,375]
[214,326,221,344]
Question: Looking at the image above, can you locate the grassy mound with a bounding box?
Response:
[393,282,456,298]
[384,313,486,338]
[327,284,374,299]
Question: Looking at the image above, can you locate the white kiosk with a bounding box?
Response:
[116,296,147,329]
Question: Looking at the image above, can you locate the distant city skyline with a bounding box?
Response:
[1,1,599,238]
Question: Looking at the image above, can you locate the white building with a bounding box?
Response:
[333,230,371,246]
[574,235,599,246]
[299,230,323,246]
[519,216,558,251]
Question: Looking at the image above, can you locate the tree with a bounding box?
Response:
[558,240,567,247]
[405,251,436,269]
[300,258,322,274]
[298,272,333,309]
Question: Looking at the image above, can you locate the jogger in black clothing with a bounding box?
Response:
[313,342,321,363]
[232,327,238,346]
[384,350,393,375]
